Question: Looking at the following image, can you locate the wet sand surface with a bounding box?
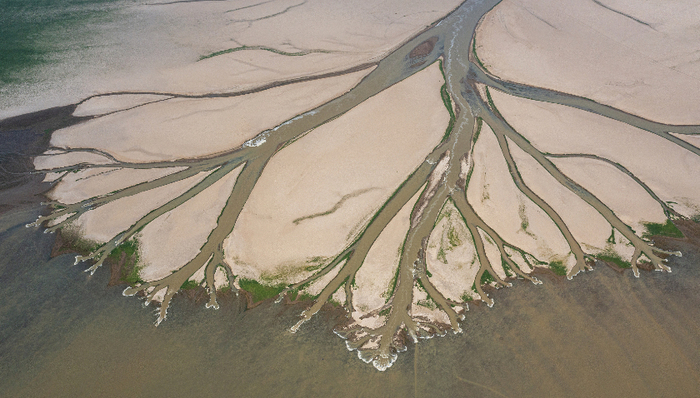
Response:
[1,204,699,398]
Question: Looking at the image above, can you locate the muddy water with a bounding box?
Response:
[3,0,700,395]
[1,205,699,398]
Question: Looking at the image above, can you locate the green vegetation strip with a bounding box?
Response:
[438,60,456,143]
[595,253,631,269]
[180,280,201,290]
[238,278,286,302]
[108,239,144,285]
[472,38,487,71]
[643,220,684,238]
[549,261,567,276]
[199,45,329,61]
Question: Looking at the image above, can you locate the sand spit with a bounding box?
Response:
[352,189,423,326]
[475,0,700,124]
[425,200,480,302]
[47,167,185,206]
[74,170,211,243]
[224,62,449,281]
[33,151,113,175]
[49,69,373,162]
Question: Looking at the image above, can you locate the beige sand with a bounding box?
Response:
[224,62,449,284]
[73,171,210,243]
[476,0,700,124]
[490,89,700,220]
[2,0,462,119]
[50,69,373,162]
[73,94,172,117]
[47,167,184,205]
[466,123,572,266]
[161,52,375,95]
[138,165,243,282]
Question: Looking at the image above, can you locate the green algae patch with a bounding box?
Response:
[595,253,631,269]
[107,239,144,286]
[56,227,100,255]
[238,278,286,303]
[108,239,138,261]
[180,280,201,290]
[219,285,232,293]
[286,288,316,302]
[480,270,495,285]
[549,261,567,276]
[643,220,684,239]
[54,228,144,287]
[121,262,143,286]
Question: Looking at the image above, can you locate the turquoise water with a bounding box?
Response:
[0,0,119,85]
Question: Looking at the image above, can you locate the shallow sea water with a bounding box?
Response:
[1,203,700,398]
[0,0,116,82]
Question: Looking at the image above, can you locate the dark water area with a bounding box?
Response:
[1,201,700,397]
[0,105,83,215]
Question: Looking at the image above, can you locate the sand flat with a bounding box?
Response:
[476,0,700,124]
[73,94,172,117]
[2,0,462,119]
[466,123,571,264]
[138,165,244,282]
[490,89,700,219]
[48,167,185,206]
[50,69,372,162]
[224,62,449,281]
